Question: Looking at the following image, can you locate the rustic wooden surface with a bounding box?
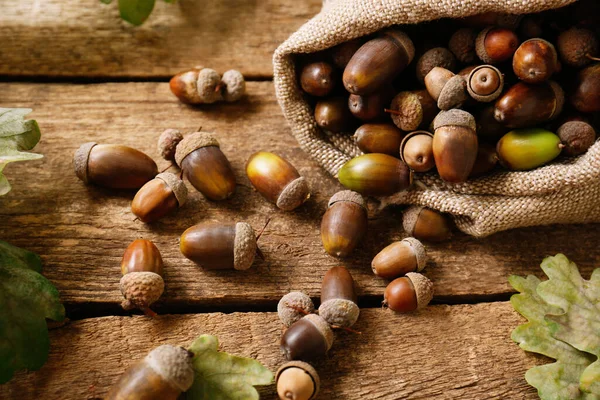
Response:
[0,304,543,399]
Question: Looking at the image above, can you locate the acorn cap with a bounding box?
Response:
[399,131,434,164]
[433,109,477,132]
[233,222,257,271]
[467,65,504,102]
[197,68,223,104]
[157,129,183,161]
[437,74,468,110]
[557,121,597,156]
[277,176,310,211]
[276,361,320,400]
[402,205,423,236]
[406,272,434,309]
[174,132,220,168]
[475,27,494,64]
[119,271,165,311]
[156,172,188,207]
[548,81,565,119]
[304,314,334,351]
[390,91,425,131]
[221,70,246,102]
[327,190,365,209]
[278,292,316,327]
[401,237,427,272]
[74,142,97,184]
[145,345,195,392]
[318,298,360,328]
[382,29,416,64]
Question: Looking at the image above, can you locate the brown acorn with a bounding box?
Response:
[383,273,434,313]
[388,90,438,132]
[570,64,600,114]
[320,191,368,258]
[343,29,415,95]
[371,237,427,280]
[403,206,452,242]
[469,142,499,178]
[74,143,158,189]
[300,61,337,97]
[416,47,457,84]
[449,28,477,64]
[557,121,597,156]
[400,131,435,173]
[557,27,599,68]
[476,27,520,64]
[494,81,565,128]
[477,105,508,143]
[131,173,188,223]
[174,132,236,201]
[354,123,405,156]
[280,314,334,361]
[331,38,366,69]
[348,88,394,121]
[432,109,478,183]
[338,153,412,196]
[424,67,468,110]
[466,65,504,102]
[319,266,360,328]
[512,39,559,84]
[314,96,356,133]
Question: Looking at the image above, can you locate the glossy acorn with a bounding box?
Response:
[403,206,452,243]
[318,266,360,328]
[372,237,427,280]
[280,314,334,361]
[119,239,165,315]
[475,27,520,64]
[348,88,393,121]
[557,121,597,156]
[512,39,559,84]
[106,345,194,400]
[74,143,158,189]
[179,222,257,270]
[494,81,564,129]
[337,153,412,196]
[432,109,478,183]
[383,273,434,313]
[496,128,563,171]
[467,65,504,102]
[343,29,415,95]
[570,64,600,113]
[321,191,367,258]
[246,151,310,211]
[174,132,236,201]
[276,361,320,400]
[424,67,468,110]
[131,173,188,223]
[354,123,405,156]
[388,90,438,132]
[278,292,315,327]
[400,131,435,173]
[314,96,356,133]
[300,61,337,97]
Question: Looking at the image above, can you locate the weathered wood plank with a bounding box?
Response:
[0,304,542,399]
[0,0,320,78]
[0,82,597,309]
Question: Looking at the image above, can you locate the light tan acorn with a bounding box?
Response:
[276,361,320,400]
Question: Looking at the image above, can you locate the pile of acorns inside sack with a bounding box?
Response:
[297,7,599,195]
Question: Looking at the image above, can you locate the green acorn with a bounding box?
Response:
[496,128,563,171]
[337,154,412,196]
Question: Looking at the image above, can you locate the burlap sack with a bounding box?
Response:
[273,0,600,237]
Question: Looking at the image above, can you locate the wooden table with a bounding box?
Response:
[1,1,598,399]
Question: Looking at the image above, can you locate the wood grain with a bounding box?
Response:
[0,82,598,312]
[0,0,320,79]
[0,304,542,399]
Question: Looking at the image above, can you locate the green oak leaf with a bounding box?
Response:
[0,108,43,196]
[185,334,273,400]
[0,241,65,384]
[118,0,156,26]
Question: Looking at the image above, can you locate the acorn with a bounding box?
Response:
[371,237,427,280]
[278,292,315,327]
[276,361,320,400]
[314,96,357,133]
[318,266,360,328]
[570,64,600,113]
[354,123,405,156]
[512,39,559,84]
[74,143,158,189]
[280,314,334,361]
[494,81,564,128]
[131,173,187,223]
[320,191,367,258]
[387,90,438,132]
[432,109,478,183]
[557,121,597,156]
[331,37,366,69]
[179,222,257,270]
[466,65,504,102]
[469,142,499,178]
[383,273,434,313]
[449,28,477,64]
[169,67,224,104]
[300,61,337,97]
[119,239,164,315]
[424,67,468,110]
[557,27,599,68]
[477,105,508,143]
[475,27,520,64]
[416,47,457,84]
[400,131,435,173]
[337,153,412,196]
[174,132,236,201]
[348,88,393,121]
[343,29,415,95]
[105,345,194,400]
[496,128,563,171]
[246,151,310,211]
[403,206,452,242]
[157,129,183,162]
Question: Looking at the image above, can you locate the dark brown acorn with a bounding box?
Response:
[343,29,415,95]
[494,81,565,128]
[131,173,187,223]
[476,27,520,64]
[403,206,452,243]
[388,90,438,132]
[477,105,508,143]
[469,142,499,178]
[338,153,412,196]
[449,28,477,64]
[512,39,559,84]
[331,38,366,69]
[467,65,504,102]
[400,131,435,173]
[354,123,405,156]
[320,191,367,258]
[570,64,600,114]
[314,97,356,133]
[280,314,334,361]
[557,27,599,68]
[348,87,394,121]
[319,266,360,328]
[416,47,457,84]
[74,143,158,189]
[371,237,427,280]
[557,121,597,156]
[383,273,434,313]
[300,61,337,97]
